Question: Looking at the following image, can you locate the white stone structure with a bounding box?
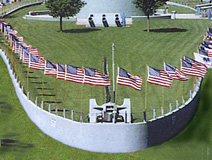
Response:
[76,0,144,18]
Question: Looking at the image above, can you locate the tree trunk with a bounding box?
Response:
[60,16,63,32]
[147,15,150,32]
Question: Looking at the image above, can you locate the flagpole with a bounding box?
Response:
[183,81,185,100]
[80,66,84,123]
[178,59,181,105]
[114,67,119,123]
[145,65,148,113]
[55,63,57,110]
[27,65,29,94]
[41,71,45,103]
[21,57,24,86]
[112,43,115,103]
[13,48,16,74]
[192,53,195,93]
[62,65,66,112]
[178,80,180,106]
[18,54,21,83]
[162,86,165,116]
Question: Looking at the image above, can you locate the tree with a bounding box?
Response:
[133,0,168,32]
[45,0,86,32]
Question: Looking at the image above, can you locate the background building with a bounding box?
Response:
[76,0,144,18]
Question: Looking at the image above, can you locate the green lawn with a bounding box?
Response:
[160,4,196,14]
[0,4,212,160]
[170,0,204,8]
[0,0,41,16]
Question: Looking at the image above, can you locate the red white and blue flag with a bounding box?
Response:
[66,64,84,84]
[22,50,29,64]
[56,63,65,80]
[198,48,212,57]
[180,59,202,77]
[117,67,142,91]
[29,54,45,70]
[164,62,189,81]
[147,66,172,87]
[184,56,207,78]
[193,52,212,69]
[30,48,39,57]
[44,60,57,75]
[83,67,110,86]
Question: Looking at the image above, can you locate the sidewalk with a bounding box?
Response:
[174,14,202,19]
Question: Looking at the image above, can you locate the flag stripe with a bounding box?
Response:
[83,67,110,86]
[117,67,142,91]
[147,66,172,87]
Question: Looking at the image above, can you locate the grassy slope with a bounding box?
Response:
[0,4,211,160]
[160,4,196,14]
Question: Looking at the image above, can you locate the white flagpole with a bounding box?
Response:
[112,43,115,103]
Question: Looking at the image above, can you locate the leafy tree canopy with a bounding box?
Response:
[46,0,86,18]
[133,0,168,17]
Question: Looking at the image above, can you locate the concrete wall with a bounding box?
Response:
[0,50,148,153]
[0,48,202,153]
[3,1,43,18]
[147,82,201,147]
[76,0,144,18]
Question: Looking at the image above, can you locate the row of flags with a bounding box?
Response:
[193,28,212,68]
[0,20,210,92]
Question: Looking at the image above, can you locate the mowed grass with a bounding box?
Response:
[3,4,211,121]
[159,4,196,14]
[0,0,41,15]
[0,4,211,159]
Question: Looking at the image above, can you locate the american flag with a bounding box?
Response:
[199,45,212,57]
[29,48,39,56]
[9,29,18,35]
[83,67,110,86]
[147,66,172,87]
[21,42,32,49]
[44,60,57,75]
[180,59,202,77]
[206,31,212,37]
[184,56,207,77]
[14,40,19,53]
[29,54,45,70]
[199,49,209,57]
[194,52,212,68]
[164,63,189,81]
[117,67,142,91]
[17,37,24,43]
[4,25,11,36]
[66,64,84,84]
[20,46,29,59]
[203,39,212,49]
[56,63,65,80]
[22,50,29,65]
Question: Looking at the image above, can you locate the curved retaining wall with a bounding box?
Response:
[147,82,201,147]
[3,1,43,18]
[0,48,202,153]
[76,0,144,18]
[0,49,148,153]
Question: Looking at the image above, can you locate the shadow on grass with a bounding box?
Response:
[173,72,212,143]
[43,101,62,104]
[0,133,34,155]
[31,82,47,84]
[38,94,55,96]
[0,96,13,113]
[36,87,54,90]
[62,28,101,33]
[144,28,188,33]
[3,15,17,19]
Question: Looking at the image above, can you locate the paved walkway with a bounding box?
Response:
[172,14,203,19]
